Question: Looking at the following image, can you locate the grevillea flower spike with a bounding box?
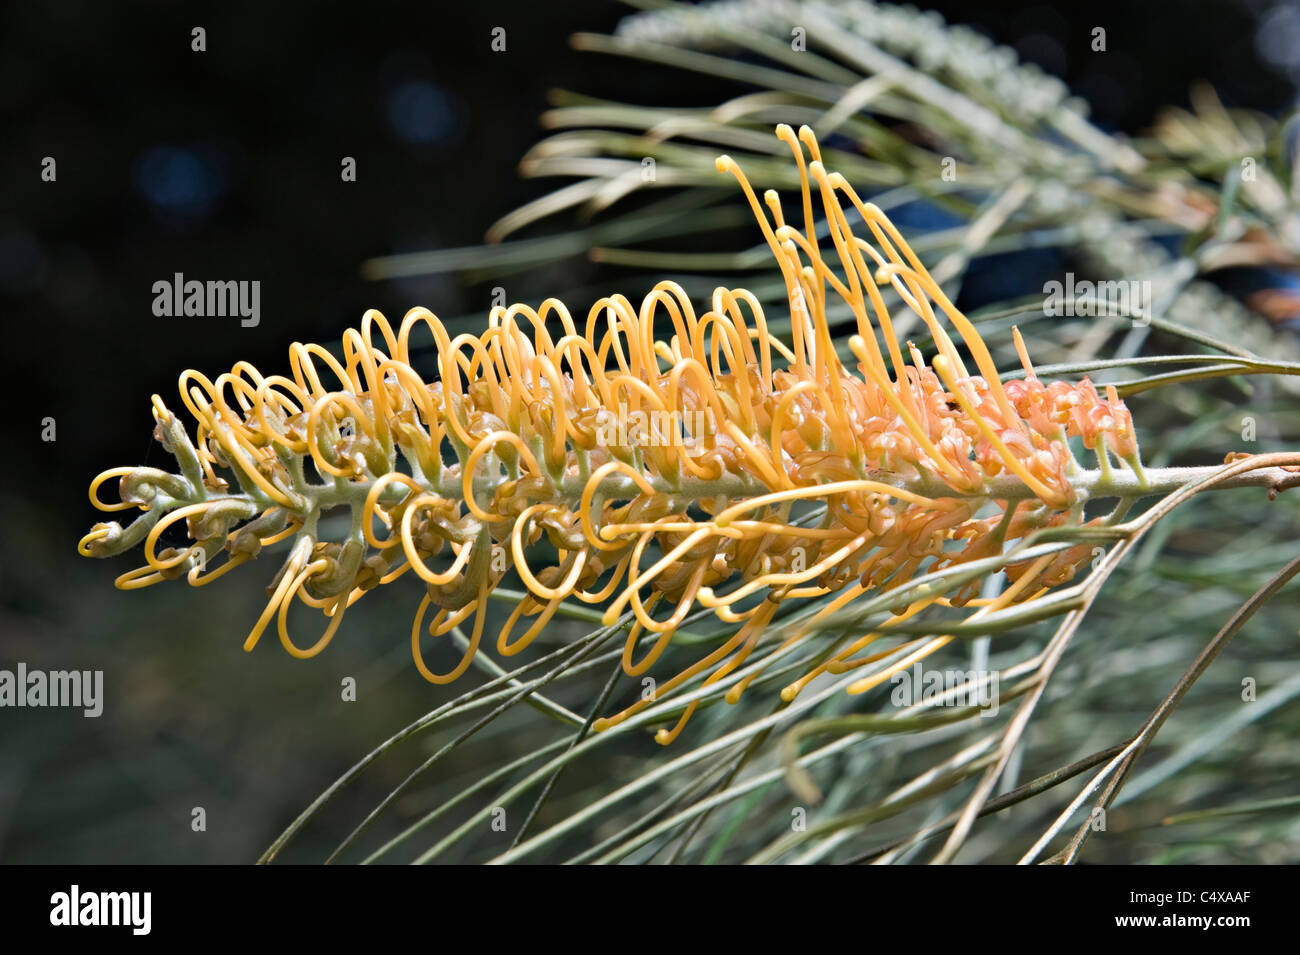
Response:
[80,126,1146,743]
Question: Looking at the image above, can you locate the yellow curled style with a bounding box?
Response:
[75,124,1149,745]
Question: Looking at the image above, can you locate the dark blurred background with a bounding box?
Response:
[1,0,1296,863]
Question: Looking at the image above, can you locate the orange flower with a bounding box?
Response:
[80,126,1144,743]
